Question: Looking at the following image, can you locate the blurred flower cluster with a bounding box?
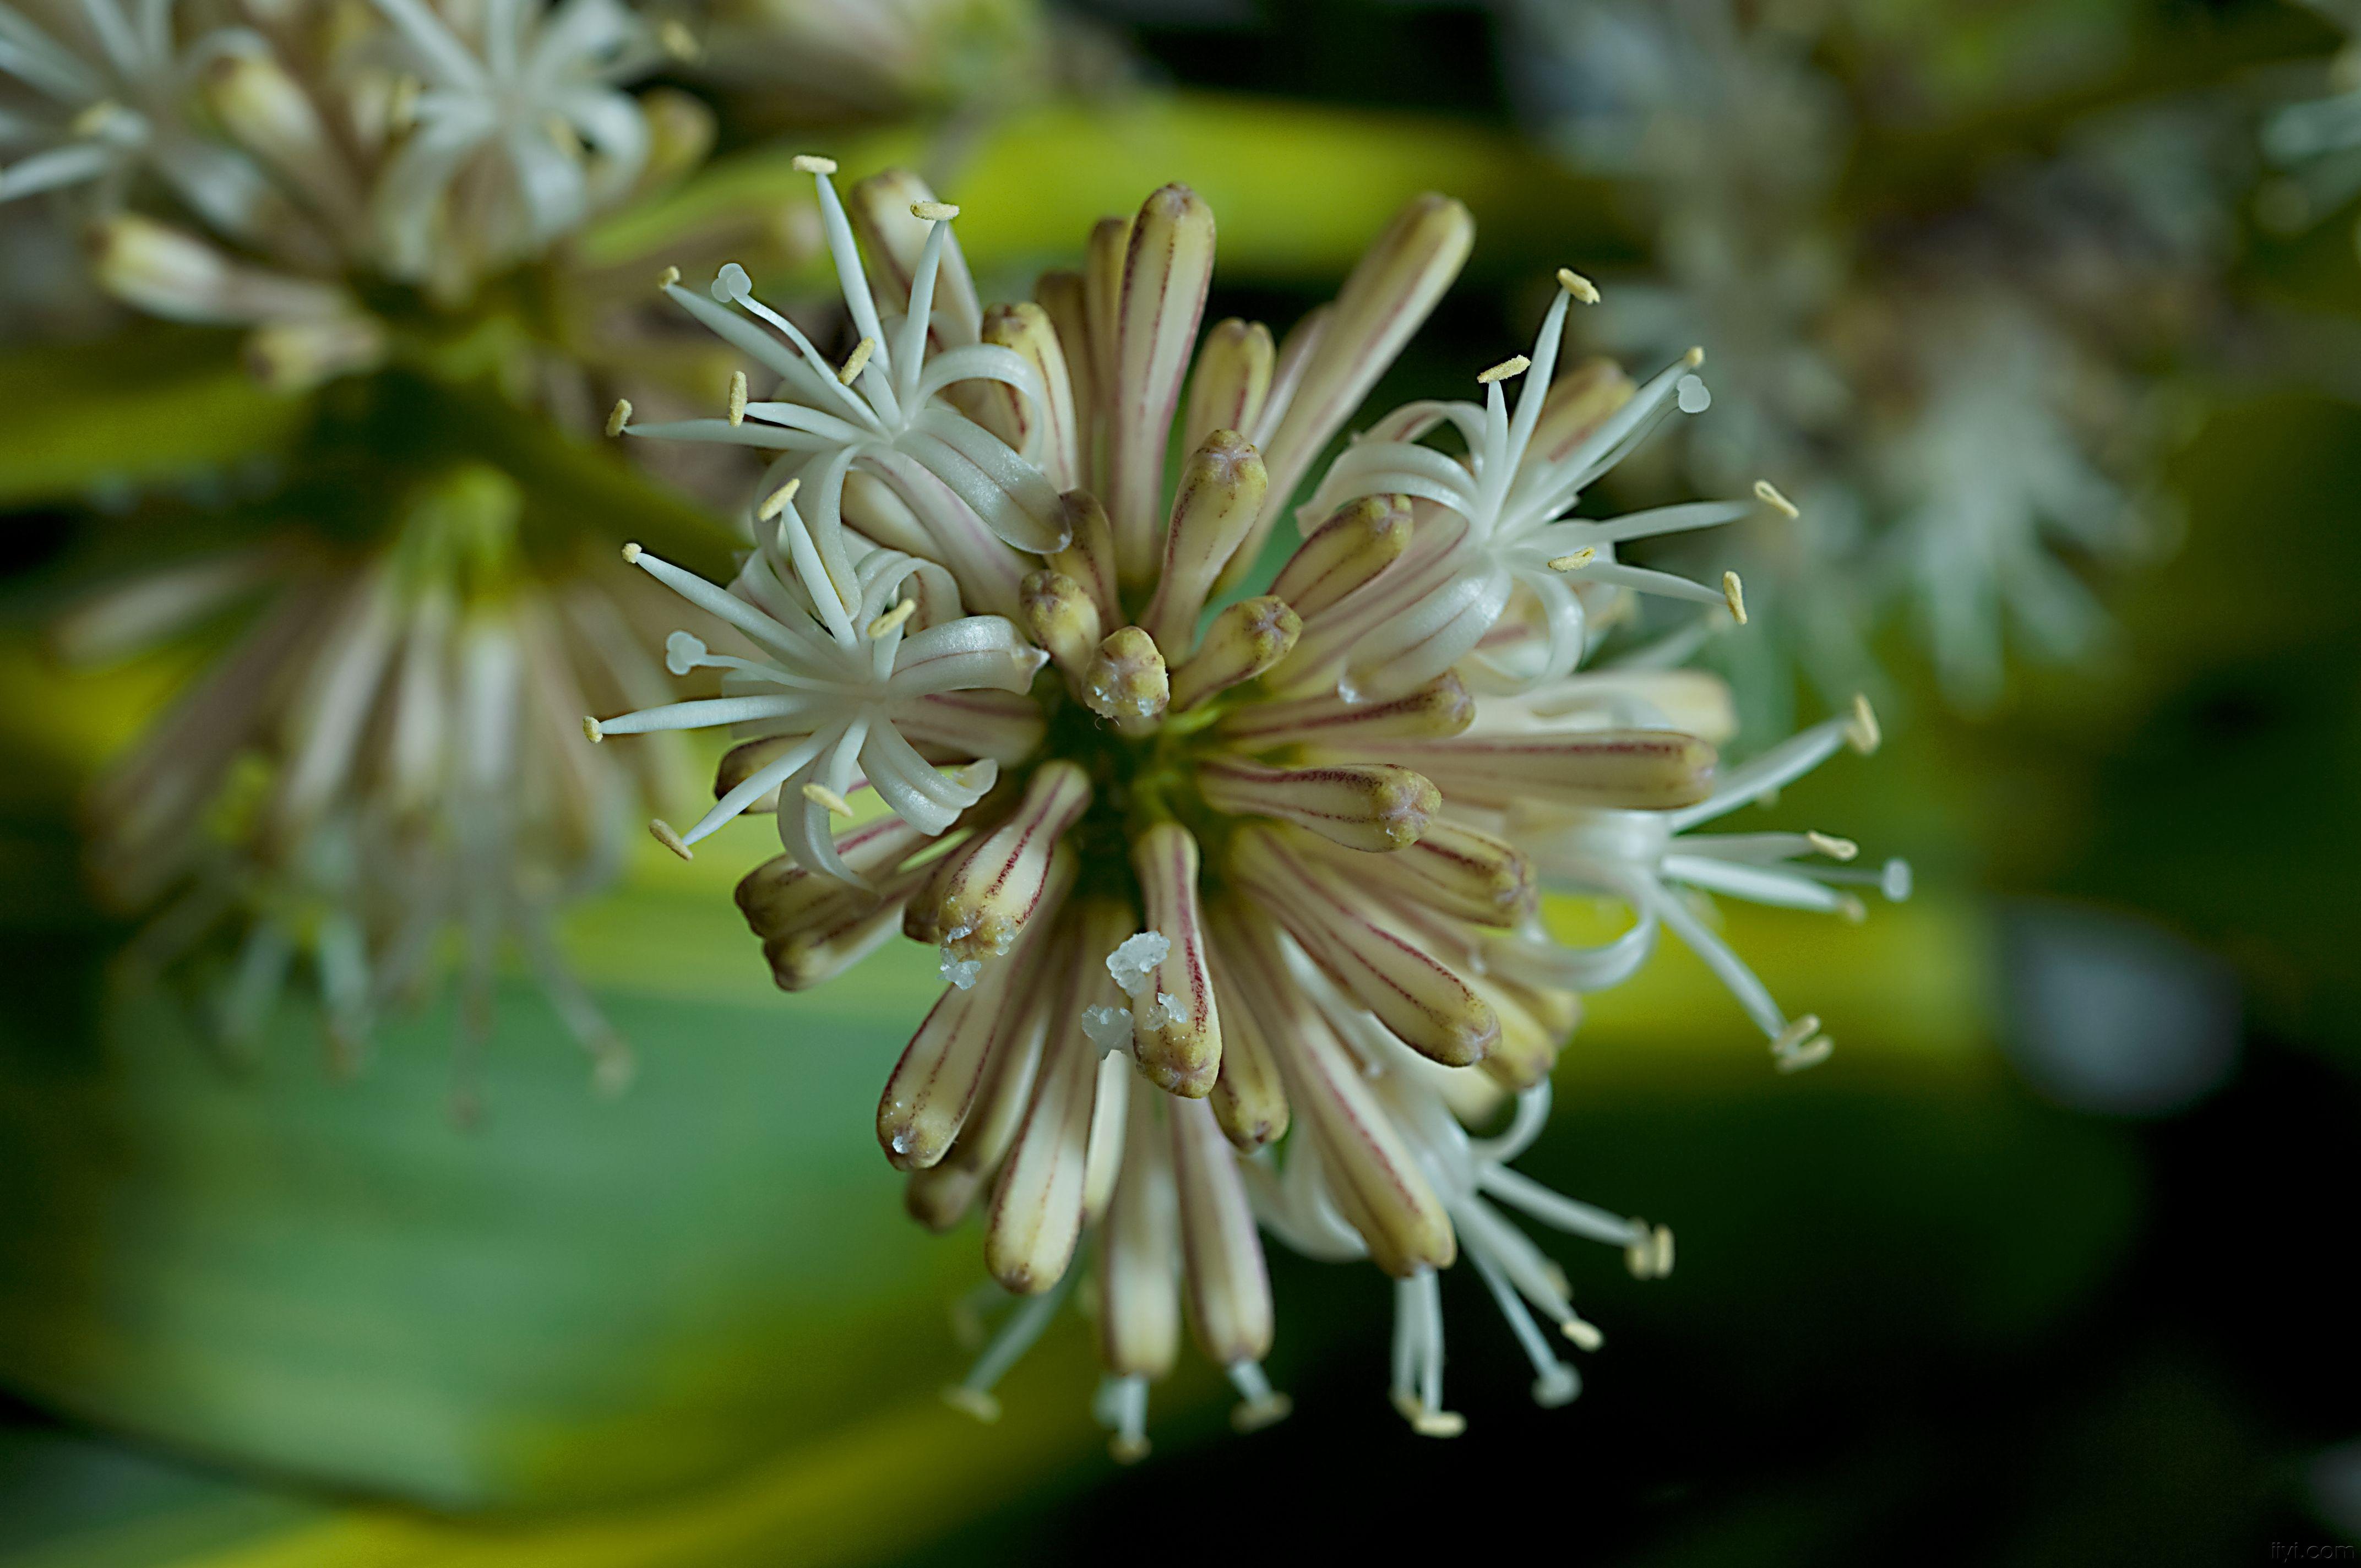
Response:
[1497,0,2256,720]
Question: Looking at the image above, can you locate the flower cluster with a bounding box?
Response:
[2,0,706,384]
[588,162,1906,1451]
[69,463,689,1109]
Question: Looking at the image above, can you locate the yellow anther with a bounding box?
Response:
[1559,1317,1604,1352]
[1722,570,1748,625]
[791,154,837,175]
[866,597,917,640]
[1547,546,1598,573]
[1683,345,1705,367]
[837,335,875,385]
[605,398,632,437]
[657,18,699,59]
[69,100,122,138]
[1806,831,1858,861]
[581,716,604,743]
[1754,478,1800,518]
[1846,693,1881,754]
[758,477,801,521]
[727,369,747,426]
[801,781,856,817]
[910,200,960,221]
[655,264,679,289]
[1477,353,1531,385]
[1556,266,1601,304]
[621,542,643,563]
[648,819,692,861]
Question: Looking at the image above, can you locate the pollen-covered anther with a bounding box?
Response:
[758,477,802,521]
[1557,266,1601,304]
[1722,570,1748,625]
[1624,1221,1676,1280]
[581,716,603,743]
[605,399,632,437]
[1168,596,1301,711]
[649,818,692,861]
[727,371,747,426]
[1846,694,1881,754]
[1807,831,1859,861]
[866,597,917,640]
[1197,758,1438,853]
[836,335,876,385]
[910,200,960,221]
[1084,627,1170,734]
[1547,546,1598,573]
[1684,345,1705,367]
[1560,1315,1605,1352]
[1477,353,1531,385]
[1754,478,1800,518]
[790,153,837,174]
[656,265,680,289]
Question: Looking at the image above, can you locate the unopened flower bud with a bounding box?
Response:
[1124,823,1222,1098]
[1223,672,1473,748]
[1168,596,1299,712]
[1367,729,1717,810]
[1020,570,1103,685]
[1108,184,1217,584]
[910,761,1093,962]
[1139,431,1269,654]
[202,45,360,227]
[1269,494,1413,624]
[1041,490,1119,627]
[1221,191,1472,595]
[846,167,979,337]
[1084,626,1169,734]
[1183,318,1274,457]
[89,213,346,326]
[1171,1095,1274,1366]
[1197,758,1438,853]
[973,302,1081,487]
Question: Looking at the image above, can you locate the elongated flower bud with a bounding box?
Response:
[1084,626,1169,734]
[1108,185,1216,584]
[1220,672,1472,747]
[1229,825,1498,1066]
[1035,269,1098,471]
[1168,596,1299,712]
[202,46,361,228]
[1126,823,1222,1098]
[88,213,347,326]
[1364,729,1717,810]
[973,302,1081,488]
[1220,192,1472,593]
[910,761,1092,961]
[1217,917,1454,1275]
[1020,570,1103,686]
[1268,495,1413,623]
[1197,758,1438,853]
[1099,1090,1183,1381]
[1171,1095,1274,1367]
[737,814,933,929]
[1184,319,1275,458]
[1288,817,1535,927]
[878,851,1075,1169]
[1082,215,1133,437]
[986,899,1134,1291]
[1200,906,1291,1150]
[1046,491,1120,625]
[1140,431,1268,653]
[906,984,1050,1232]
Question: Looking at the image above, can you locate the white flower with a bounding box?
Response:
[1504,694,1906,1071]
[367,0,659,279]
[616,159,1067,615]
[1248,945,1669,1433]
[1879,299,2142,709]
[1299,269,1747,702]
[0,0,273,232]
[585,488,1046,885]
